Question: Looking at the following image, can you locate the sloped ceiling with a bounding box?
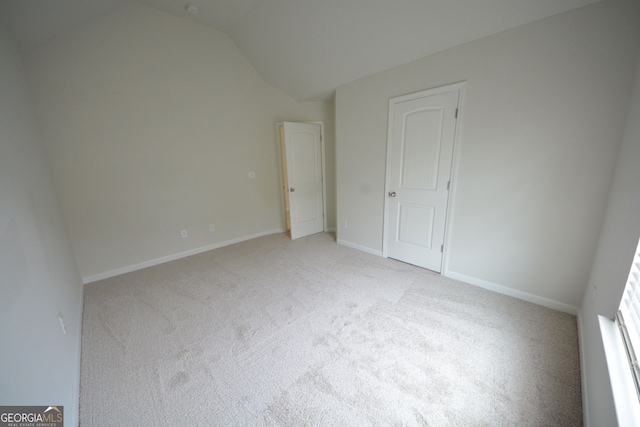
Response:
[2,0,601,100]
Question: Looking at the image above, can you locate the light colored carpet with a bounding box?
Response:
[80,232,582,426]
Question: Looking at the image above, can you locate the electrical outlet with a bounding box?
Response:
[181,229,188,238]
[209,224,215,232]
[58,312,67,334]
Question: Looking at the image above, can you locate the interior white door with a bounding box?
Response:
[283,122,324,240]
[385,88,460,272]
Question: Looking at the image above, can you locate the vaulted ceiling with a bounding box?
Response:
[2,0,601,100]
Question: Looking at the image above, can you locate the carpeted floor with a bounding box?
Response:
[80,232,582,426]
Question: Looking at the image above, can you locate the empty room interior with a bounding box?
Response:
[2,0,640,425]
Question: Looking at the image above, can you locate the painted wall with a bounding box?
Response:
[0,24,83,426]
[579,49,640,426]
[25,2,334,281]
[335,0,640,310]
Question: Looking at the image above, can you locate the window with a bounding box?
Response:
[616,237,640,400]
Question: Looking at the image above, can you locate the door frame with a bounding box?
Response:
[276,121,327,235]
[382,82,466,274]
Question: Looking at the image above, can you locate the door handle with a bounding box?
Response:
[388,191,396,197]
[290,188,295,192]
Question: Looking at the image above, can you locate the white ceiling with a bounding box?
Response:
[2,0,601,100]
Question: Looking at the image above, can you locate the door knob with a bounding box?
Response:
[290,188,295,192]
[388,191,396,197]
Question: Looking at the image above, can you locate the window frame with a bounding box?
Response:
[615,237,640,403]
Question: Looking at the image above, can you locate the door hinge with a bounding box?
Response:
[441,244,444,253]
[455,108,458,119]
[447,181,450,191]
[320,133,323,142]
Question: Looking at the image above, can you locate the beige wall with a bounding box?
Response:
[26,2,334,280]
[335,0,640,311]
[0,23,83,425]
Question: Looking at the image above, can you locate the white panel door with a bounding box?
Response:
[385,88,460,272]
[283,122,324,240]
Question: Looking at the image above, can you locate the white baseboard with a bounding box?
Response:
[82,228,285,284]
[336,239,383,257]
[444,270,579,315]
[86,232,580,316]
[333,241,578,315]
